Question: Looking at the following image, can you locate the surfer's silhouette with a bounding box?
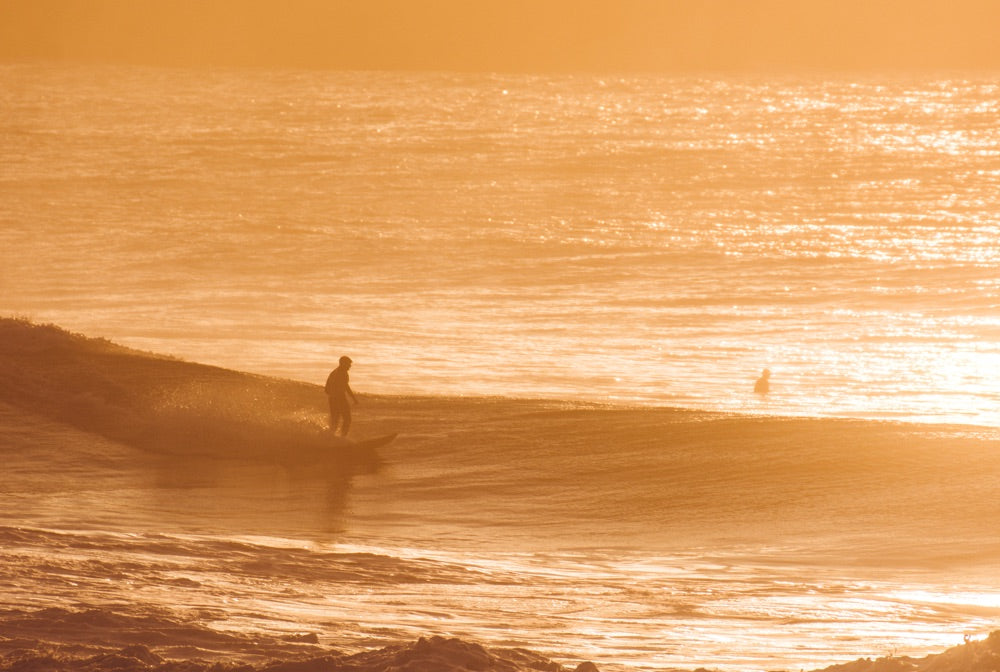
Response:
[325,356,358,435]
[754,368,771,394]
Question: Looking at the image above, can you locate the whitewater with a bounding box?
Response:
[1,64,999,671]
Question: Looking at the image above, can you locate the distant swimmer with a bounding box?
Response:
[325,355,358,435]
[754,368,771,395]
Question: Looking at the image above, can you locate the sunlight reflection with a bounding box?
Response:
[890,590,1000,610]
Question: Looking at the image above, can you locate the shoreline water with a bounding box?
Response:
[0,603,996,672]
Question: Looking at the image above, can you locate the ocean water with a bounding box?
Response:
[2,64,999,425]
[1,64,1000,671]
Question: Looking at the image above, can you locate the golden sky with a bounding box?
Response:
[3,0,1000,71]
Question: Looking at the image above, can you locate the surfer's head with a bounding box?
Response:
[339,355,353,367]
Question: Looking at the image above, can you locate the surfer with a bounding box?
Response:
[325,356,358,435]
[754,368,771,394]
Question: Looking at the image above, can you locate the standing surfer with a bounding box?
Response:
[326,355,358,435]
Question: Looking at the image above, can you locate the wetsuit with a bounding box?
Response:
[325,365,354,435]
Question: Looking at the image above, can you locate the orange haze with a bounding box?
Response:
[3,0,1000,72]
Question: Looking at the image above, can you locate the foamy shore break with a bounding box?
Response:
[0,606,998,672]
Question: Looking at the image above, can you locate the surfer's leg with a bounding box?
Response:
[340,404,352,436]
[328,397,341,432]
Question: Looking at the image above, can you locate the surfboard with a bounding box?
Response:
[283,431,397,471]
[351,433,398,450]
[324,432,397,451]
[333,432,396,471]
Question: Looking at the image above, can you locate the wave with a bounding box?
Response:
[0,318,374,467]
[0,525,486,591]
[3,318,999,562]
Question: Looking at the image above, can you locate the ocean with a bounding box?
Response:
[1,64,999,671]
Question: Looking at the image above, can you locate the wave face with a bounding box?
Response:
[2,320,1000,671]
[0,318,365,463]
[3,65,1000,425]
